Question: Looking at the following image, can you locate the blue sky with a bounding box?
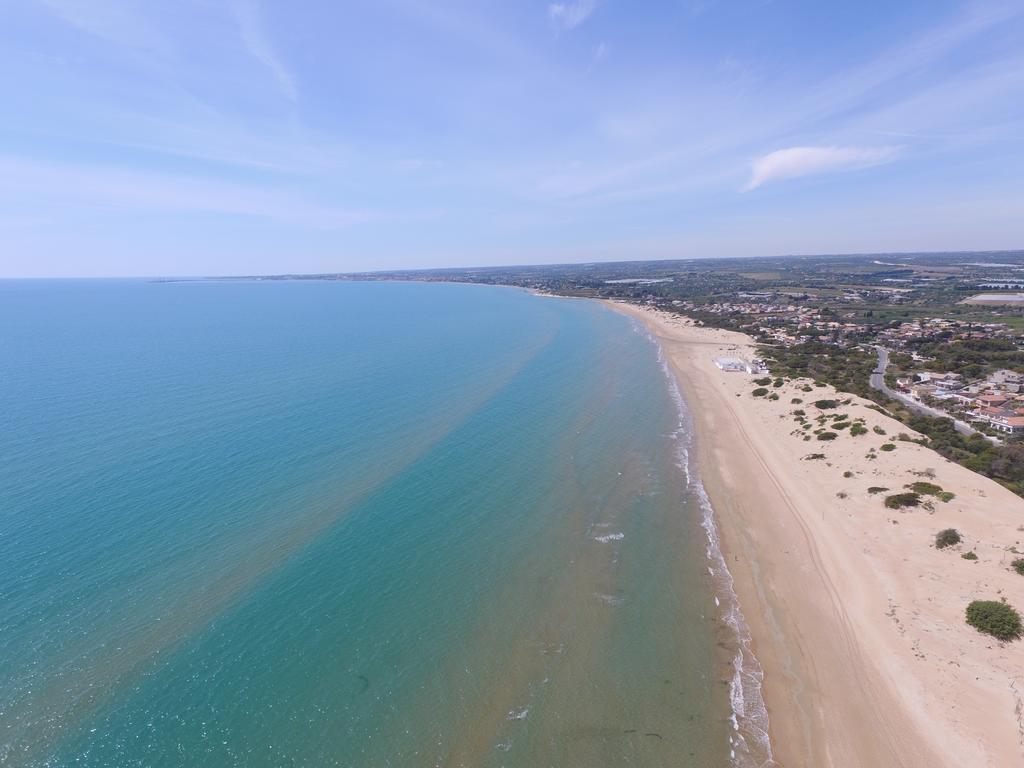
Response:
[2,0,1024,277]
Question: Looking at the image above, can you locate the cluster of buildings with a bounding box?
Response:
[896,369,1024,434]
[668,299,870,347]
[876,318,1012,348]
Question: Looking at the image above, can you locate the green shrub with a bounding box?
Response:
[1012,559,1024,576]
[752,387,769,397]
[832,421,851,430]
[908,481,943,496]
[836,491,847,499]
[791,398,803,404]
[867,486,889,494]
[773,377,784,388]
[792,409,806,416]
[843,470,854,478]
[937,491,955,503]
[804,453,826,460]
[962,552,978,561]
[768,393,779,401]
[935,528,961,548]
[817,432,838,441]
[814,399,838,409]
[880,443,896,452]
[850,423,868,436]
[754,377,771,386]
[873,426,886,435]
[884,492,921,509]
[966,600,1022,641]
[801,384,813,392]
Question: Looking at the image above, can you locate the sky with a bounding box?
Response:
[2,0,1024,277]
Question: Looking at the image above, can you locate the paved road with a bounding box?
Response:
[868,345,993,440]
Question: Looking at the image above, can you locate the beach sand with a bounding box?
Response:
[610,301,1024,768]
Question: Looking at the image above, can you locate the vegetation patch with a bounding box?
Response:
[752,387,769,397]
[754,377,772,386]
[804,453,826,460]
[814,399,839,409]
[935,528,961,548]
[937,491,955,502]
[908,481,943,496]
[817,432,838,441]
[884,492,921,509]
[843,470,854,478]
[966,600,1023,641]
[867,486,889,494]
[962,552,978,561]
[1012,558,1024,576]
[873,426,886,435]
[850,423,868,436]
[880,443,896,452]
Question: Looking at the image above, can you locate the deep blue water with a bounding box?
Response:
[0,280,732,767]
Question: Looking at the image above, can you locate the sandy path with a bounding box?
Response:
[609,301,1024,768]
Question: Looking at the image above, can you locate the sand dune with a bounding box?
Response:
[611,301,1024,768]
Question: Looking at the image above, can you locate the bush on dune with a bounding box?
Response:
[966,600,1022,641]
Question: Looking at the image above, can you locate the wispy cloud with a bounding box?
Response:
[0,155,370,228]
[548,0,597,30]
[231,0,298,101]
[743,145,901,191]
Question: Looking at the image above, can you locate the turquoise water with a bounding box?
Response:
[1,280,746,767]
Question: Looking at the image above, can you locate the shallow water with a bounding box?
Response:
[0,280,747,767]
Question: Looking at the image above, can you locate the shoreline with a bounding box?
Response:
[607,300,1024,767]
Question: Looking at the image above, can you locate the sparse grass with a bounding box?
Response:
[935,528,961,548]
[966,600,1022,641]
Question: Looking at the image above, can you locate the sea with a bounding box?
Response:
[0,279,770,767]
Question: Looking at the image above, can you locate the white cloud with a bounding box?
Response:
[743,146,901,191]
[548,0,597,30]
[231,0,298,101]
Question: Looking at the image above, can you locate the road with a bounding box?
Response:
[868,345,993,440]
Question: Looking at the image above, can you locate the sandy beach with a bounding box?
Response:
[610,301,1024,768]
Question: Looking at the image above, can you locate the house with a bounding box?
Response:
[989,415,1024,434]
[976,395,1009,408]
